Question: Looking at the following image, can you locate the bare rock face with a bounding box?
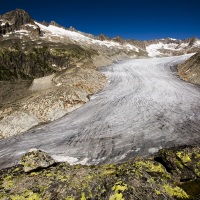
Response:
[21,149,55,172]
[178,52,200,85]
[98,34,110,41]
[0,9,34,35]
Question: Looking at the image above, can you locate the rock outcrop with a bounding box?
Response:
[0,145,200,199]
[178,52,200,85]
[21,149,55,172]
[0,9,32,32]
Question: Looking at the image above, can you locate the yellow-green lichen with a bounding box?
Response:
[109,192,124,200]
[194,153,200,159]
[176,152,191,163]
[65,197,75,200]
[112,181,128,193]
[194,169,200,176]
[81,192,86,200]
[10,191,41,200]
[30,172,38,176]
[134,160,165,173]
[164,184,189,199]
[155,189,161,195]
[109,181,128,200]
[3,175,14,189]
[14,168,20,172]
[103,169,116,175]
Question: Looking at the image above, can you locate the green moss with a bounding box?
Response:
[176,152,191,163]
[164,184,189,199]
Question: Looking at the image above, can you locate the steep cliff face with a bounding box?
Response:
[178,52,200,85]
[0,9,40,37]
[0,44,97,81]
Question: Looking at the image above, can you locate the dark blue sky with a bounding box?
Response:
[0,0,199,40]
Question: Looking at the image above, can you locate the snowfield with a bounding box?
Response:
[35,22,139,51]
[0,54,200,168]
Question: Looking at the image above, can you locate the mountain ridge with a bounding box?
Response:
[0,9,200,59]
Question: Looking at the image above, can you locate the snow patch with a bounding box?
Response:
[14,30,29,35]
[193,39,200,47]
[146,41,190,57]
[169,38,177,41]
[51,155,78,164]
[77,158,89,165]
[25,24,38,29]
[148,147,162,154]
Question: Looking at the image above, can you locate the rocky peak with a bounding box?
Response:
[98,34,110,41]
[0,9,33,27]
[0,9,36,35]
[112,35,125,44]
[182,37,198,45]
[49,20,61,27]
[188,37,199,46]
[41,20,49,26]
[68,26,77,32]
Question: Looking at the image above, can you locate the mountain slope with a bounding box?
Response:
[178,52,200,85]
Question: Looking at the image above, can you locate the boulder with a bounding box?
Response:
[21,148,55,172]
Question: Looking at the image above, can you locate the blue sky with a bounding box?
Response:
[0,0,199,40]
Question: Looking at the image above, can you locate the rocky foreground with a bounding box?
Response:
[0,146,200,199]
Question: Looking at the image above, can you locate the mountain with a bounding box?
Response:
[0,9,199,64]
[0,9,200,139]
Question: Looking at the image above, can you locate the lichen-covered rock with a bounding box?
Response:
[155,146,200,181]
[21,149,55,172]
[1,146,200,199]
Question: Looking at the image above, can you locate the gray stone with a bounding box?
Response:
[21,149,55,172]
